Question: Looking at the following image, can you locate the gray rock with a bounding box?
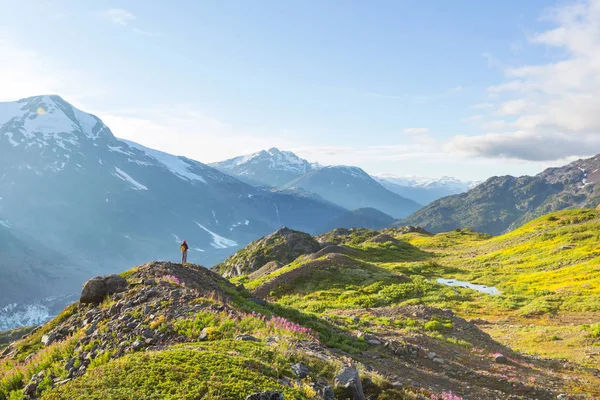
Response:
[428,352,437,359]
[367,339,381,346]
[245,390,284,400]
[23,383,37,396]
[41,332,59,346]
[433,358,446,364]
[80,274,128,304]
[494,354,508,364]
[291,363,309,378]
[334,367,365,400]
[199,328,209,341]
[131,341,144,351]
[312,382,335,400]
[235,334,261,342]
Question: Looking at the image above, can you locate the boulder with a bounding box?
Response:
[291,363,309,378]
[80,274,128,304]
[245,391,284,400]
[334,367,365,400]
[41,332,60,346]
[494,354,508,364]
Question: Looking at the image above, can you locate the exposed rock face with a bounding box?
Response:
[334,367,365,400]
[214,227,321,278]
[80,274,128,304]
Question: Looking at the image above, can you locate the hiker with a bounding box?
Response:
[180,240,189,264]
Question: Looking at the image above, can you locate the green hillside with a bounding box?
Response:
[2,210,600,399]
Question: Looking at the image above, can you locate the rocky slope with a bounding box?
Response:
[210,148,319,188]
[214,227,321,278]
[284,166,421,219]
[0,95,347,328]
[403,155,600,234]
[2,211,600,399]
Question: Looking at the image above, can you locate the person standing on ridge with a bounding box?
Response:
[180,240,189,264]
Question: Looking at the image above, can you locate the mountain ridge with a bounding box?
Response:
[403,155,600,234]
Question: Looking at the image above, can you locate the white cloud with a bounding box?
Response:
[103,9,135,26]
[101,8,159,36]
[403,127,429,135]
[453,0,600,161]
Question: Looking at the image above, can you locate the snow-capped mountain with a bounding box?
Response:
[284,166,421,218]
[210,148,319,187]
[374,174,478,205]
[0,95,345,328]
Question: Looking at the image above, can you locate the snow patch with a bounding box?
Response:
[194,221,238,249]
[108,145,134,156]
[4,132,19,146]
[112,167,148,190]
[123,140,207,183]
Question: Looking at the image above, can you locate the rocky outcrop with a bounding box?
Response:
[214,227,321,278]
[80,274,128,304]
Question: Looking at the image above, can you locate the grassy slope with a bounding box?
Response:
[3,211,600,399]
[241,210,600,369]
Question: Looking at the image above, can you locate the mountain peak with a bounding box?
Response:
[1,94,113,150]
[210,148,317,187]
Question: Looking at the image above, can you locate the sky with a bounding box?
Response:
[1,0,599,181]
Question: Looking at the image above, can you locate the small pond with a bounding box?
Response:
[436,278,501,295]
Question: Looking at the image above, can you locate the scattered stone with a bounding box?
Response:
[334,367,365,400]
[198,328,209,341]
[235,334,261,342]
[291,363,309,379]
[494,354,508,364]
[428,352,437,360]
[367,339,382,346]
[245,390,284,400]
[433,358,446,365]
[311,382,335,400]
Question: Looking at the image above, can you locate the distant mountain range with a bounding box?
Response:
[211,148,476,207]
[0,95,348,327]
[283,166,421,218]
[374,174,478,205]
[404,155,600,235]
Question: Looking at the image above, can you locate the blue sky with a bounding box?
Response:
[1,0,599,180]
